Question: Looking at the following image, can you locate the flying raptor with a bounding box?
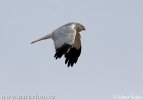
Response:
[31,22,85,67]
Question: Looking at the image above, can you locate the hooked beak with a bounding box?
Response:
[83,27,85,31]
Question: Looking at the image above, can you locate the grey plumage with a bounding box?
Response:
[31,22,85,67]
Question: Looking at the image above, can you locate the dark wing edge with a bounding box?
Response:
[65,46,81,67]
[54,44,72,59]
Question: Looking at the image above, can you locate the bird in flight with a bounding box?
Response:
[31,22,85,67]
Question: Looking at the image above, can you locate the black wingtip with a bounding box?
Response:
[54,44,72,59]
[65,47,81,67]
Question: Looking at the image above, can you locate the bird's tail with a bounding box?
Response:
[31,34,52,44]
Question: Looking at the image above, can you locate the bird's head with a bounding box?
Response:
[75,23,85,32]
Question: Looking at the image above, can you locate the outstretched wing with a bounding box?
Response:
[65,32,81,67]
[52,25,76,59]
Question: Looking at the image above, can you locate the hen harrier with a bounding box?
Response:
[31,22,85,67]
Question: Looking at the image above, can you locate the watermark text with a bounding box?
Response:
[1,94,55,100]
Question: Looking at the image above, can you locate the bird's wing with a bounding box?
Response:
[65,32,81,67]
[52,25,76,59]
